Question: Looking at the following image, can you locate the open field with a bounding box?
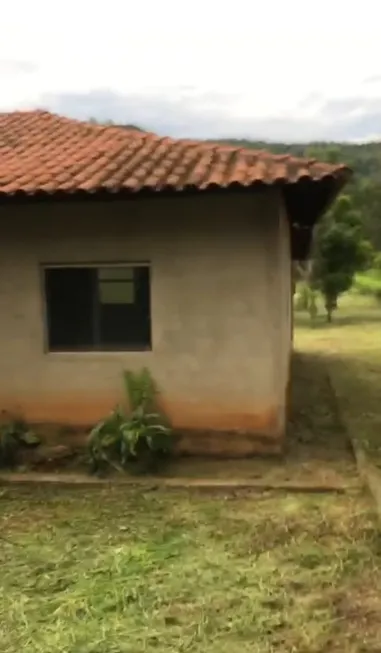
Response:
[295,292,381,460]
[1,485,381,653]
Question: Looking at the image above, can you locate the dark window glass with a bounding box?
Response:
[44,265,151,351]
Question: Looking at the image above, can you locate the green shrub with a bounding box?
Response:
[0,414,40,469]
[88,369,173,475]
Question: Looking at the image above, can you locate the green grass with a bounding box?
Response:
[1,486,381,653]
[354,268,381,298]
[295,292,381,458]
[1,291,381,653]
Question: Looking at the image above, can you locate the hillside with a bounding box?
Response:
[215,140,381,183]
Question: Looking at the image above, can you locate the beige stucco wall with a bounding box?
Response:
[0,191,292,455]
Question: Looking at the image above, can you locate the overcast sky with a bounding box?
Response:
[2,0,381,142]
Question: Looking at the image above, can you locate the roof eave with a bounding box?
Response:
[0,168,352,205]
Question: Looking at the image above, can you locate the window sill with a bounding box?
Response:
[45,348,152,359]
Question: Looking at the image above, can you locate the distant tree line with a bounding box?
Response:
[89,118,144,132]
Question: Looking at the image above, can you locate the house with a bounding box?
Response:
[0,111,350,456]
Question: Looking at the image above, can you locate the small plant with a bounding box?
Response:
[0,413,40,469]
[88,369,173,475]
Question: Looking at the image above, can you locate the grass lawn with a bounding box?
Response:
[1,291,381,652]
[1,485,381,653]
[295,292,381,460]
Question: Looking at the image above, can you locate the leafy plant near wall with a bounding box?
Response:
[88,368,173,475]
[0,413,40,468]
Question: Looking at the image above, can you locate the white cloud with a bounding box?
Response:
[1,0,381,140]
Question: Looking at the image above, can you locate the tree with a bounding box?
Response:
[351,178,381,250]
[309,195,373,322]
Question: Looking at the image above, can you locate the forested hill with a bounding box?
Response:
[214,140,381,183]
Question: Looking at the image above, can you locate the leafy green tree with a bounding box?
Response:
[310,195,373,321]
[351,179,381,250]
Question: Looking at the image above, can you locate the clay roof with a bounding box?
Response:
[0,110,350,197]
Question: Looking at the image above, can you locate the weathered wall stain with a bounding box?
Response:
[0,393,280,433]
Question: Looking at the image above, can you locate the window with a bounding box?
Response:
[44,265,151,351]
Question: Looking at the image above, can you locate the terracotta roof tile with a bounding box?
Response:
[0,110,350,197]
